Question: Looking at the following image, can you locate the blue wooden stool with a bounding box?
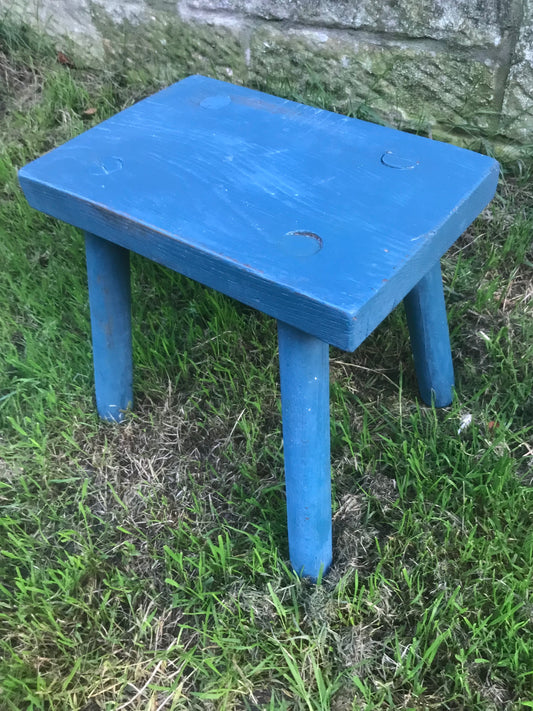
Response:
[19,75,498,580]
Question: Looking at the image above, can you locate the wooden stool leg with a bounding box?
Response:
[85,232,133,422]
[277,321,332,580]
[404,260,454,407]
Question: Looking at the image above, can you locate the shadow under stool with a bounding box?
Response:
[19,75,499,580]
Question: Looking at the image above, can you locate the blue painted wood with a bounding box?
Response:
[85,231,133,422]
[18,75,501,581]
[404,261,454,407]
[18,75,499,352]
[277,321,332,580]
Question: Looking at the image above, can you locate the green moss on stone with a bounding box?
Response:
[250,28,498,137]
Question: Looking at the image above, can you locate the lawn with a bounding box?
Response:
[0,17,532,711]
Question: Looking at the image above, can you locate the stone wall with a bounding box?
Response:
[3,0,532,152]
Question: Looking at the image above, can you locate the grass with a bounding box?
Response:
[1,15,533,711]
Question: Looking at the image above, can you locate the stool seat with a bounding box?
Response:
[19,75,499,580]
[19,75,498,351]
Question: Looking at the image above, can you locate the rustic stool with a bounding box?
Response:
[19,75,498,580]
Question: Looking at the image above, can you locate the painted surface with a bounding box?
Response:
[18,75,499,580]
[404,261,454,408]
[278,321,332,580]
[85,232,133,421]
[18,75,498,351]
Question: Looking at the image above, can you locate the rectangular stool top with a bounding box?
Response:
[19,75,499,350]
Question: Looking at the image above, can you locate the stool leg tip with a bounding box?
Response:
[97,404,131,423]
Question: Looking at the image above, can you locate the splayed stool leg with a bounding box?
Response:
[277,321,332,580]
[85,231,133,422]
[404,260,454,407]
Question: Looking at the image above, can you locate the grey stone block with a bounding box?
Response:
[182,0,506,48]
[501,0,533,142]
[5,0,102,52]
